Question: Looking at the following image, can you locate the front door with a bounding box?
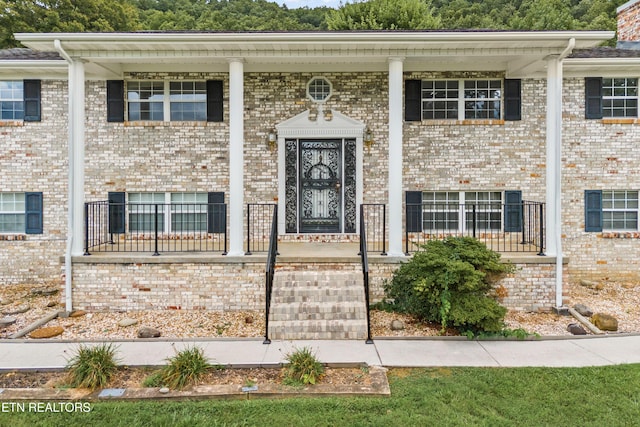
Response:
[300,140,342,233]
[285,138,357,234]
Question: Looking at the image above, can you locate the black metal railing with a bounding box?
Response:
[263,204,278,345]
[84,201,227,255]
[359,204,374,344]
[405,201,545,255]
[361,203,387,255]
[246,203,277,254]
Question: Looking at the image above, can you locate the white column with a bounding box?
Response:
[228,59,245,256]
[388,57,405,256]
[545,55,564,307]
[70,60,85,256]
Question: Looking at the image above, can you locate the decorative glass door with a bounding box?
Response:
[285,139,356,234]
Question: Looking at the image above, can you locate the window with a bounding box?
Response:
[0,193,25,232]
[421,191,503,231]
[126,81,208,122]
[0,81,24,120]
[602,78,638,118]
[420,79,502,120]
[0,192,42,234]
[603,190,638,231]
[128,192,208,233]
[307,77,332,102]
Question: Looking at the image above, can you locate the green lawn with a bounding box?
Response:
[4,365,640,426]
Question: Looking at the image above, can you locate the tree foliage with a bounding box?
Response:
[0,0,623,49]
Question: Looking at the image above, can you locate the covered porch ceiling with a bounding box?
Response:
[13,30,615,79]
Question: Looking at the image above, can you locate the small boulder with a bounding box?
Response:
[591,313,618,331]
[69,310,87,318]
[573,304,593,318]
[118,318,139,328]
[159,387,170,394]
[0,316,17,327]
[46,301,58,308]
[567,323,587,335]
[245,315,254,324]
[137,327,161,338]
[29,326,64,339]
[2,304,30,316]
[390,320,405,331]
[31,288,59,296]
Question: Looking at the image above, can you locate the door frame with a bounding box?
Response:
[276,109,365,235]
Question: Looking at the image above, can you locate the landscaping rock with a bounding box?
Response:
[46,301,58,308]
[118,318,139,328]
[0,316,17,327]
[579,279,599,289]
[567,323,587,335]
[29,326,64,339]
[595,283,605,291]
[31,288,59,296]
[159,387,170,394]
[69,310,87,318]
[390,320,405,331]
[591,313,618,331]
[245,315,254,324]
[2,304,30,316]
[0,298,12,306]
[137,327,161,338]
[573,304,593,318]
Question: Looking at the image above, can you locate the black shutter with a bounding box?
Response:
[25,192,43,234]
[504,79,521,121]
[207,80,223,122]
[107,80,125,123]
[406,191,423,232]
[108,192,125,234]
[504,190,522,232]
[207,192,225,233]
[405,79,422,122]
[585,77,603,119]
[23,80,41,122]
[585,190,603,232]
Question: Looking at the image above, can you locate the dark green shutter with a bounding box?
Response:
[207,80,223,122]
[585,190,603,232]
[23,80,41,122]
[405,80,422,122]
[107,80,125,122]
[207,192,225,233]
[504,79,521,121]
[585,78,603,119]
[108,192,125,234]
[504,190,522,232]
[25,192,43,234]
[406,191,422,232]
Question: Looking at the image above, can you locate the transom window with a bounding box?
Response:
[0,193,25,233]
[0,81,24,120]
[421,79,502,120]
[128,192,208,233]
[603,190,638,231]
[422,191,503,231]
[127,81,207,121]
[602,78,638,118]
[307,77,332,103]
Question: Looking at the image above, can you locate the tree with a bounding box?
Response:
[509,0,579,30]
[326,0,442,30]
[0,0,140,48]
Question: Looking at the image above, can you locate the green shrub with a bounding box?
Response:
[159,346,213,390]
[66,343,120,389]
[383,237,513,334]
[283,346,324,386]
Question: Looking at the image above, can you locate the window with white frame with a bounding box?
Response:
[603,190,638,231]
[126,81,207,121]
[0,81,24,120]
[602,78,638,118]
[422,191,503,231]
[307,77,332,103]
[421,79,501,120]
[128,192,208,233]
[0,193,25,233]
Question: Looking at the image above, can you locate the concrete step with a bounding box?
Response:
[269,301,367,321]
[268,319,368,340]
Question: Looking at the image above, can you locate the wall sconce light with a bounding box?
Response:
[267,129,277,152]
[363,127,374,150]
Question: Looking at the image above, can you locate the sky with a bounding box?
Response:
[272,0,343,9]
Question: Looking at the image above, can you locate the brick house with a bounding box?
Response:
[1,2,640,319]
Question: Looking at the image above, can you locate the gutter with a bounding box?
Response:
[54,40,74,313]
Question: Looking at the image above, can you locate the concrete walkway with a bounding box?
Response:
[1,335,640,370]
